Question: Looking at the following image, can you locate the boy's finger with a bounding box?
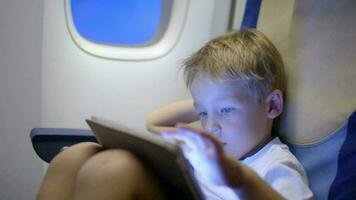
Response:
[159,129,177,136]
[164,127,208,149]
[175,127,223,157]
[179,129,212,149]
[176,124,224,151]
[161,132,196,150]
[163,130,216,158]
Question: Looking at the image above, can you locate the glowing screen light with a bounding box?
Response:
[71,0,163,46]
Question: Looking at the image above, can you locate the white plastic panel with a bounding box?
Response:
[41,0,232,132]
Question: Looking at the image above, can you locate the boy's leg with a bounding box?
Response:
[36,142,103,200]
[74,149,165,200]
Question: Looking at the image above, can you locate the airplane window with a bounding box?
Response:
[70,0,163,46]
[65,0,188,60]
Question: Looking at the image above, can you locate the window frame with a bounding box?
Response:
[64,0,189,60]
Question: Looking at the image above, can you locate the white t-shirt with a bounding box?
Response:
[195,137,314,200]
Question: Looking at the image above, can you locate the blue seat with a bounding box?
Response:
[288,124,347,199]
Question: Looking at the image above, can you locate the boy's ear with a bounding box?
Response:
[265,90,283,119]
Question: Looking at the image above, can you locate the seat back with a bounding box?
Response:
[257,0,356,199]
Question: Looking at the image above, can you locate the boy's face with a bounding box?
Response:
[190,77,273,159]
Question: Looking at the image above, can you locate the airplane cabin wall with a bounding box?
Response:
[41,0,232,133]
[0,0,44,199]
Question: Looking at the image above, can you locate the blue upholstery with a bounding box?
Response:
[288,125,347,199]
[329,111,356,199]
[241,0,263,29]
[287,110,356,200]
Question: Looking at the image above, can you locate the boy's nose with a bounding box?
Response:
[205,118,221,137]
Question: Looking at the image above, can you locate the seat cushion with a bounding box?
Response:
[288,124,347,200]
[287,110,356,200]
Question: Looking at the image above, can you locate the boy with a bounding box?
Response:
[37,29,313,200]
[146,29,313,199]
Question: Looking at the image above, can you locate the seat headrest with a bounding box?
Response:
[259,0,356,145]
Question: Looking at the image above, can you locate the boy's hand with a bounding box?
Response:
[161,123,228,185]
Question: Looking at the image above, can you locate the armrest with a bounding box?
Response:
[30,128,97,163]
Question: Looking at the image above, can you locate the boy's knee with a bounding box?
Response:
[75,149,165,200]
[49,142,103,171]
[75,150,144,195]
[38,142,103,199]
[77,149,144,181]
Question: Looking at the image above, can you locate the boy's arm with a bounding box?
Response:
[145,99,199,134]
[221,155,285,200]
[163,124,285,200]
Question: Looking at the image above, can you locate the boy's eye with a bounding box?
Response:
[198,111,208,117]
[220,107,235,114]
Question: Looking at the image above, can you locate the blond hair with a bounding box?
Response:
[183,29,286,103]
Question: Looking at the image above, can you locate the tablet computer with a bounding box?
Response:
[86,117,204,200]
